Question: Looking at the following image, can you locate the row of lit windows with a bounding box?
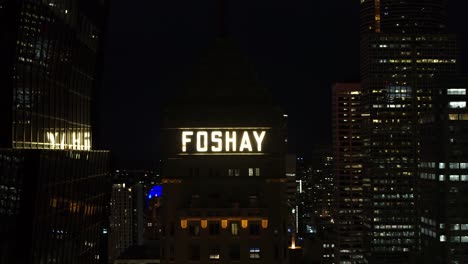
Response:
[420,174,468,181]
[448,101,466,108]
[375,225,413,230]
[448,114,468,121]
[420,162,468,169]
[447,88,467,95]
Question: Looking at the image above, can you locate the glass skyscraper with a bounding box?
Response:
[360,0,459,263]
[0,1,110,263]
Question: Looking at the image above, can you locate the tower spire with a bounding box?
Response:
[216,0,227,38]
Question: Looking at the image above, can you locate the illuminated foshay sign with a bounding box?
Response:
[180,129,267,155]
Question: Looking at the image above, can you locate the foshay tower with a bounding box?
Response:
[160,1,289,263]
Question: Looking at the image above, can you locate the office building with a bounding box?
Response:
[109,183,139,262]
[418,78,468,264]
[360,0,447,35]
[360,0,459,262]
[332,83,365,263]
[0,1,110,263]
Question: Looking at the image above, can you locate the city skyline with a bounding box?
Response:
[99,0,467,168]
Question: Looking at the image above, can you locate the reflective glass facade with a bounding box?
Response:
[0,1,110,263]
[359,0,460,262]
[361,33,459,263]
[418,79,468,264]
[1,0,105,150]
[360,0,447,34]
[0,150,110,264]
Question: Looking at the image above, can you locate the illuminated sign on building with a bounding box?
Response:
[179,128,268,155]
[46,131,91,150]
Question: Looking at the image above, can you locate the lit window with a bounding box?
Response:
[231,222,239,236]
[255,168,261,176]
[440,235,446,242]
[461,175,468,181]
[450,175,460,181]
[249,247,261,260]
[209,248,220,260]
[439,163,445,169]
[249,168,254,176]
[462,224,468,231]
[228,169,234,176]
[447,88,466,95]
[462,236,468,243]
[235,169,240,176]
[448,101,466,108]
[439,175,445,181]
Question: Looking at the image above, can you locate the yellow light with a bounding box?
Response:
[261,219,268,229]
[221,220,228,229]
[241,220,248,229]
[180,219,187,229]
[201,220,208,229]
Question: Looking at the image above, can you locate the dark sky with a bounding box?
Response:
[99,0,468,169]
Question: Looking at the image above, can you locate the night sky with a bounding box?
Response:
[99,0,468,169]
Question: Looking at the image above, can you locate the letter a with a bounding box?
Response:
[239,131,253,152]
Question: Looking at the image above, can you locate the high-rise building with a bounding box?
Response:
[360,0,447,35]
[418,78,468,264]
[308,148,335,264]
[160,37,289,263]
[0,1,110,263]
[109,183,135,262]
[359,0,459,262]
[332,83,365,264]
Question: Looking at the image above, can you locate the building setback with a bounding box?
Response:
[0,1,110,263]
[332,83,365,263]
[160,37,289,264]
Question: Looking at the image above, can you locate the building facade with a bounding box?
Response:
[160,39,289,264]
[418,78,468,264]
[0,1,110,263]
[359,0,459,262]
[332,83,365,264]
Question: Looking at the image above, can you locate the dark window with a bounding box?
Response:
[209,222,220,235]
[189,224,200,236]
[170,222,174,236]
[229,245,240,261]
[249,223,260,236]
[169,245,174,261]
[190,245,200,261]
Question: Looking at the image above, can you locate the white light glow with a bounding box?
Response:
[181,131,193,152]
[239,131,253,152]
[180,129,268,154]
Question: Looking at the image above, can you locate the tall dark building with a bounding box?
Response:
[332,83,365,264]
[360,0,447,34]
[359,0,459,263]
[160,37,289,263]
[418,78,468,264]
[0,1,110,263]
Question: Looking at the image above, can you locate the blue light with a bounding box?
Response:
[147,185,162,200]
